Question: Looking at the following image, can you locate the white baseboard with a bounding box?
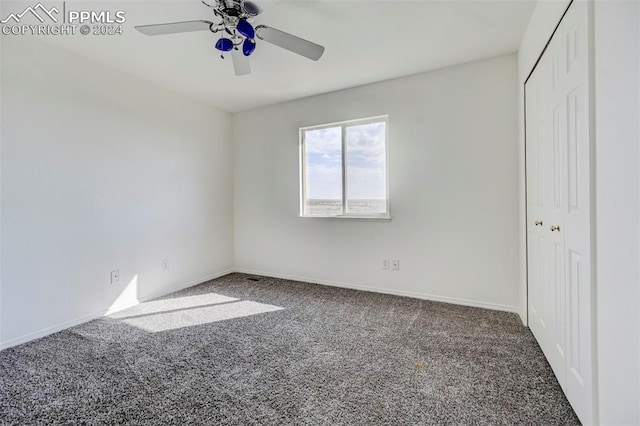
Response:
[0,269,234,351]
[234,268,520,314]
[518,309,528,326]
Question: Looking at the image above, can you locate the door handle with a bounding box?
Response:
[550,225,560,232]
[535,220,543,226]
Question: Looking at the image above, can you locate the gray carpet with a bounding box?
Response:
[0,273,579,425]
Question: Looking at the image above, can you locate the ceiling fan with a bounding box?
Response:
[135,0,325,76]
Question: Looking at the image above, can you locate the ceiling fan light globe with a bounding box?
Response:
[215,38,234,52]
[236,19,255,39]
[242,38,256,56]
[242,1,261,16]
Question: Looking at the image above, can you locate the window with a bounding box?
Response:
[299,116,389,218]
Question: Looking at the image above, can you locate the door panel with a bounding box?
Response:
[561,3,593,422]
[546,30,568,388]
[526,59,548,349]
[567,89,580,213]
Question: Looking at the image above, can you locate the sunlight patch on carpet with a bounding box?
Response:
[117,300,284,333]
[110,292,240,319]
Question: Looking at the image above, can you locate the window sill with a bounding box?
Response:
[299,215,392,221]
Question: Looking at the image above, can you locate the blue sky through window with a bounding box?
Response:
[304,122,386,200]
[305,126,342,200]
[346,122,386,201]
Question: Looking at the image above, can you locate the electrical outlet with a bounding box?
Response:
[382,259,390,270]
[162,259,169,271]
[391,259,400,271]
[110,270,120,284]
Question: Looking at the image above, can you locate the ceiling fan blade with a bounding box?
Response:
[255,25,324,61]
[135,20,213,36]
[231,50,251,76]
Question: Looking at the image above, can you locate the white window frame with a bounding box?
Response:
[299,115,390,219]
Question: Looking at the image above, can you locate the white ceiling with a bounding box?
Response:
[39,0,536,112]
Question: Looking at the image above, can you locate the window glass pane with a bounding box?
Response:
[345,121,387,214]
[304,126,343,215]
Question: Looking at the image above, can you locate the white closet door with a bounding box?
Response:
[526,51,552,355]
[559,2,593,422]
[527,41,568,389]
[525,1,593,424]
[546,23,569,392]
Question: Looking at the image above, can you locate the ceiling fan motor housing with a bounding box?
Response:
[219,0,243,17]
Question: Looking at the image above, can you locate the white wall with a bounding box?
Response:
[0,37,234,348]
[233,54,520,312]
[593,0,640,423]
[517,0,571,324]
